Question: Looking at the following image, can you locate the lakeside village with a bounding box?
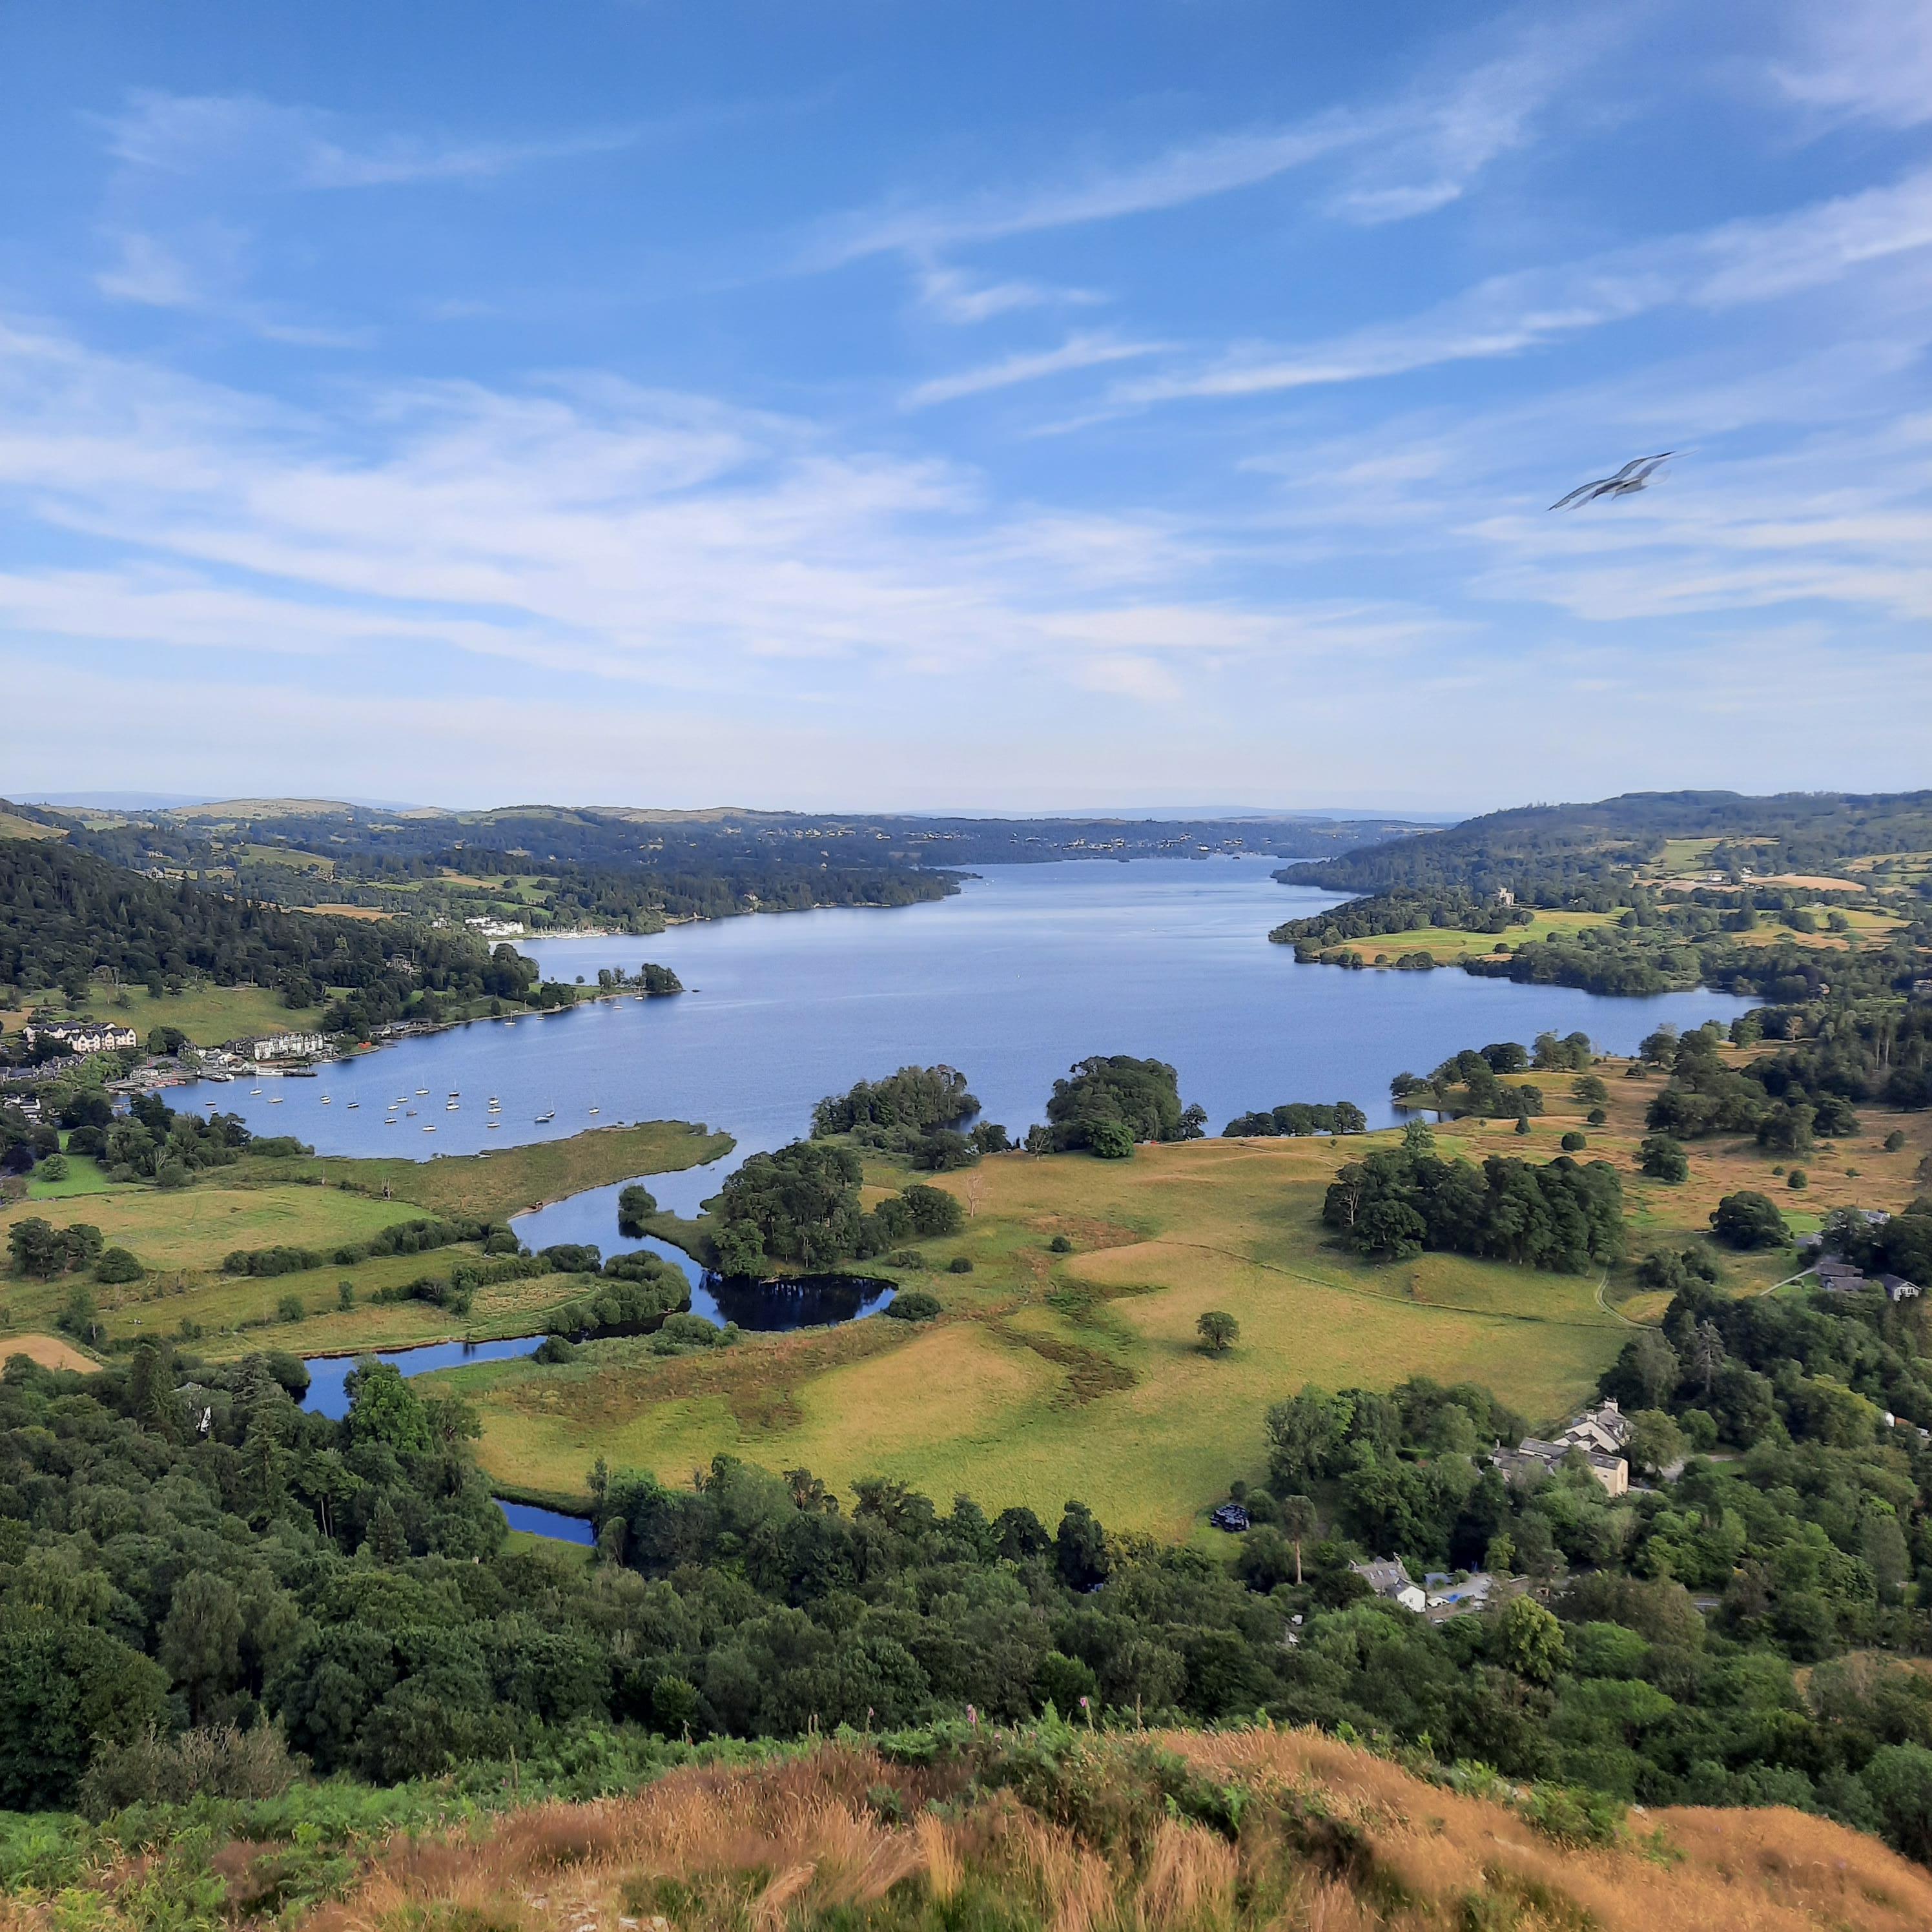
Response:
[2,918,685,1107]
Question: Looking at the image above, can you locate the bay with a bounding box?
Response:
[187,859,1750,1203]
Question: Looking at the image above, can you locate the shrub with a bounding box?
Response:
[1884,1129,1906,1153]
[1712,1190,1789,1249]
[1638,1133,1689,1181]
[1049,1234,1074,1253]
[534,1335,577,1364]
[1787,1168,1808,1190]
[1089,1119,1135,1160]
[1587,1107,1607,1125]
[276,1293,305,1323]
[34,1154,68,1183]
[947,1255,973,1273]
[1560,1131,1586,1151]
[885,1289,941,1321]
[93,1247,143,1284]
[617,1184,657,1235]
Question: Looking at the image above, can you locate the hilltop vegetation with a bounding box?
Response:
[1271,789,1932,1002]
[8,798,1420,936]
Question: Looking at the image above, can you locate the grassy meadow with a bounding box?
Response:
[452,1053,1932,1539]
[0,1118,728,1359]
[7,1033,1927,1543]
[0,980,325,1045]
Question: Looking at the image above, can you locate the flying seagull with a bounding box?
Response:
[1549,453,1672,511]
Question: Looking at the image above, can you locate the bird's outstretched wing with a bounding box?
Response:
[1549,477,1612,510]
[1550,451,1674,509]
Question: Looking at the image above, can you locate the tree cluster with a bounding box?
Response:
[1322,1133,1625,1272]
[1042,1056,1206,1153]
[1223,1102,1367,1138]
[709,1142,964,1275]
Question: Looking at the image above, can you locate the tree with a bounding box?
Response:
[1197,1311,1239,1354]
[1044,1055,1194,1151]
[1279,1494,1319,1585]
[1494,1596,1568,1685]
[1638,1135,1689,1182]
[0,1616,169,1809]
[1625,1408,1687,1477]
[159,1572,243,1723]
[1088,1119,1135,1160]
[1711,1191,1789,1250]
[617,1184,657,1234]
[1863,1743,1932,1863]
[1055,1501,1109,1592]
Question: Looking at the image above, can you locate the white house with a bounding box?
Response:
[252,1031,329,1062]
[1351,1557,1427,1613]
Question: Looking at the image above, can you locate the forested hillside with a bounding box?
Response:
[12,799,1422,933]
[6,1251,1932,1862]
[0,839,551,1036]
[1270,788,1932,1000]
[1278,790,1932,899]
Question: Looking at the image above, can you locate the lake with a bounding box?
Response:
[187,859,1749,1198]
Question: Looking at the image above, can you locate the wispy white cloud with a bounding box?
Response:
[804,14,1610,269]
[98,89,642,190]
[1118,165,1932,405]
[902,334,1167,410]
[91,224,373,347]
[1771,0,1932,130]
[0,317,1454,719]
[912,258,1103,324]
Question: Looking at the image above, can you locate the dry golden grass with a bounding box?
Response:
[0,1332,99,1372]
[267,1731,1932,1932]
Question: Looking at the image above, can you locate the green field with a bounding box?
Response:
[1319,909,1619,966]
[451,1069,1932,1538]
[455,1128,1639,1539]
[250,1117,732,1222]
[1,981,327,1045]
[0,1118,730,1357]
[23,1153,119,1199]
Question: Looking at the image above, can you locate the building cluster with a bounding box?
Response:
[1489,1398,1632,1497]
[251,1031,329,1062]
[19,1020,139,1056]
[1346,1557,1524,1624]
[1814,1255,1922,1303]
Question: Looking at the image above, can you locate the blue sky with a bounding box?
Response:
[1,1,1929,812]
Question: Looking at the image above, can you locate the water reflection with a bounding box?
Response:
[694,1273,896,1330]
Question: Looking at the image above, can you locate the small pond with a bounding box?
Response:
[497,1499,596,1545]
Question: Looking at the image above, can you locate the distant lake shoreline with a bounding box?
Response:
[184,859,1751,1189]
